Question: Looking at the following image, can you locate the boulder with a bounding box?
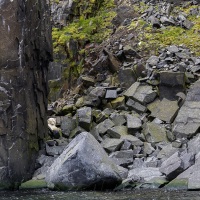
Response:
[159,71,185,100]
[109,150,134,167]
[97,119,115,135]
[183,19,194,29]
[166,157,200,190]
[143,122,168,143]
[81,76,95,87]
[143,142,155,155]
[188,134,200,156]
[173,80,200,138]
[126,114,142,132]
[46,132,121,190]
[103,49,121,73]
[101,138,124,153]
[130,158,145,169]
[120,140,132,150]
[111,97,125,108]
[118,68,136,88]
[147,56,159,67]
[110,113,126,126]
[148,98,179,123]
[157,143,178,161]
[125,82,156,105]
[116,166,128,179]
[126,98,147,113]
[89,87,106,99]
[60,116,76,137]
[105,89,117,99]
[121,135,143,146]
[76,107,92,131]
[160,16,176,26]
[159,152,184,181]
[128,167,163,182]
[124,82,140,98]
[107,126,128,138]
[167,45,179,53]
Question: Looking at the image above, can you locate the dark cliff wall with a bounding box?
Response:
[0,0,52,187]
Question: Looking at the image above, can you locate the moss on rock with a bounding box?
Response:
[19,179,47,190]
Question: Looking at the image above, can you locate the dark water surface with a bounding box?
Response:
[1,189,200,200]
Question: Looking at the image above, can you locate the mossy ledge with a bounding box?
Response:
[51,0,116,94]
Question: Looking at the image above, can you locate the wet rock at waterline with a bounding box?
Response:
[0,0,52,188]
[46,132,122,190]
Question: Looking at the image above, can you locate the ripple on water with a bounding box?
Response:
[1,189,200,200]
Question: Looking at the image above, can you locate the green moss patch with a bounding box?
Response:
[50,0,116,92]
[165,178,188,190]
[128,4,200,56]
[19,179,47,190]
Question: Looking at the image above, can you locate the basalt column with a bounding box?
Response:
[0,0,52,187]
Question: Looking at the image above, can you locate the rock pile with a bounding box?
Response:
[23,44,200,191]
[19,0,200,191]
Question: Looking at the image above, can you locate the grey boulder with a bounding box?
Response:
[46,132,121,190]
[128,167,163,182]
[159,152,184,181]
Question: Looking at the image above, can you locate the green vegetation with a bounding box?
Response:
[129,4,200,56]
[52,0,115,54]
[51,0,116,94]
[52,9,115,52]
[19,179,47,189]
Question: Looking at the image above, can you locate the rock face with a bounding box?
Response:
[0,0,52,187]
[46,132,121,190]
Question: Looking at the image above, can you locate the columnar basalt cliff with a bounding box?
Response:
[0,0,52,188]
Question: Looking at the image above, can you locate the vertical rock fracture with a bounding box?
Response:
[0,0,52,188]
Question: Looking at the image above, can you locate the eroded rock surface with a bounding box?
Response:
[0,0,52,188]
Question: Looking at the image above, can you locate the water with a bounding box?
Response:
[1,189,200,200]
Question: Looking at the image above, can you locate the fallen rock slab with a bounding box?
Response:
[148,98,179,123]
[143,122,168,143]
[173,80,200,138]
[128,167,163,182]
[109,150,134,167]
[165,157,200,190]
[159,152,184,181]
[101,138,124,153]
[46,132,121,190]
[124,82,156,105]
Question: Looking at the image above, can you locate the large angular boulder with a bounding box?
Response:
[166,157,200,190]
[143,122,168,143]
[124,82,156,105]
[128,167,163,182]
[159,152,184,181]
[101,138,124,153]
[148,98,179,123]
[173,80,200,138]
[46,132,121,190]
[109,150,134,167]
[0,0,52,187]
